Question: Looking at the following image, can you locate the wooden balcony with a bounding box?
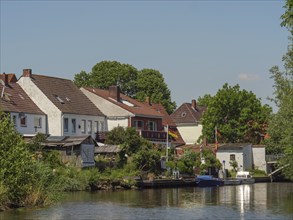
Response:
[139,130,167,143]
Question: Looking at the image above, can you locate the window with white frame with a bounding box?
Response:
[94,121,98,133]
[81,120,86,133]
[34,116,42,128]
[12,115,17,126]
[63,118,69,133]
[88,120,92,134]
[134,120,144,129]
[148,121,157,131]
[99,121,104,132]
[71,119,76,133]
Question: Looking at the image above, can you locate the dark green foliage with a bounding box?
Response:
[136,69,176,114]
[0,112,34,205]
[200,83,272,144]
[73,61,176,114]
[266,0,293,180]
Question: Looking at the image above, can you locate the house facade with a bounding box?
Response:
[216,143,253,171]
[252,145,267,173]
[17,69,106,139]
[171,100,206,145]
[81,86,167,144]
[0,73,47,136]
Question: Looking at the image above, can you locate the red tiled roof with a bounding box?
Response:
[171,102,206,124]
[30,75,104,116]
[0,83,45,115]
[83,87,163,118]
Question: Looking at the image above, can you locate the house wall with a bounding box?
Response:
[17,77,62,135]
[107,118,129,131]
[10,112,47,135]
[252,146,267,173]
[81,88,132,131]
[176,124,203,144]
[62,113,106,139]
[217,150,244,171]
[243,145,253,171]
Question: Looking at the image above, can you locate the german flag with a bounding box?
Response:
[168,130,178,139]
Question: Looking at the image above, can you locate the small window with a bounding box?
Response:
[12,115,17,126]
[148,121,157,131]
[94,121,98,133]
[99,121,104,132]
[181,111,187,117]
[134,120,144,128]
[63,118,69,133]
[71,119,76,133]
[230,154,235,161]
[20,116,27,127]
[88,120,92,134]
[81,120,86,133]
[34,117,42,128]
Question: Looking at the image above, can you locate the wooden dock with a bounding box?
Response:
[136,178,198,188]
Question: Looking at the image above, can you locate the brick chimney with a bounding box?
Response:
[23,69,32,77]
[192,99,196,109]
[146,96,151,105]
[109,85,120,101]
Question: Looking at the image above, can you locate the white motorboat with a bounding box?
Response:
[236,171,255,184]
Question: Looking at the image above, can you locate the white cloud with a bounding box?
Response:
[238,74,260,81]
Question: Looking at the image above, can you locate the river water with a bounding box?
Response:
[1,182,292,220]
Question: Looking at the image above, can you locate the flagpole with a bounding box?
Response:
[215,126,218,152]
[166,124,169,162]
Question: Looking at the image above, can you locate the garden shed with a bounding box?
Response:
[42,135,97,168]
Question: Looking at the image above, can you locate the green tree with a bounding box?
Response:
[266,0,293,180]
[74,61,138,97]
[133,146,161,174]
[0,112,34,205]
[200,83,272,144]
[136,69,176,114]
[74,61,176,114]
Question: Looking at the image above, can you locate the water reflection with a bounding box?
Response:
[1,183,292,220]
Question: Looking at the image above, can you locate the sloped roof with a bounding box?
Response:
[171,102,206,124]
[95,145,121,154]
[217,143,251,151]
[147,102,176,126]
[43,135,97,147]
[83,87,163,118]
[30,75,104,116]
[0,82,45,115]
[0,73,17,83]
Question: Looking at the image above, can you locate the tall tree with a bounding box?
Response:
[74,61,176,113]
[266,0,293,180]
[74,61,138,97]
[200,83,271,144]
[136,68,176,114]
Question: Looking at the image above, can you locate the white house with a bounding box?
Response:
[171,100,206,144]
[0,73,47,136]
[81,86,167,144]
[17,69,106,140]
[216,143,253,171]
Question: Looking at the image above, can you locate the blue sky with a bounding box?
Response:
[0,1,288,111]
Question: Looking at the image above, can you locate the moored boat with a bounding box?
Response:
[236,171,255,184]
[223,178,241,185]
[196,175,224,187]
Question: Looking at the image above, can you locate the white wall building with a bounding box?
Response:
[171,100,206,144]
[0,73,47,136]
[216,143,253,171]
[17,69,106,139]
